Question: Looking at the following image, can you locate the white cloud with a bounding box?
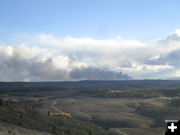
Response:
[148,55,161,61]
[1,30,180,81]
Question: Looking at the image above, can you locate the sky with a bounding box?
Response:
[0,0,180,81]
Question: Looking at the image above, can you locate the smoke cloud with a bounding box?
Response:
[1,30,180,81]
[70,67,132,80]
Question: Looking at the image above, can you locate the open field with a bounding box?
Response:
[1,80,180,135]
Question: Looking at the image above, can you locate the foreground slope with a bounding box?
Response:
[0,99,112,135]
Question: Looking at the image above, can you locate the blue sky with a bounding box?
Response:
[1,0,180,81]
[0,0,180,41]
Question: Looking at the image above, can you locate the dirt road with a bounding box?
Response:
[51,100,63,113]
